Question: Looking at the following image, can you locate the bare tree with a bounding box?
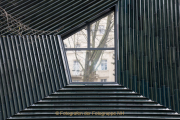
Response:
[0,7,63,35]
[66,13,114,82]
[0,6,114,82]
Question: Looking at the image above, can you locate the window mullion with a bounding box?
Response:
[87,23,90,48]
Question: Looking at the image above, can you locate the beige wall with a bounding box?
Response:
[64,13,115,82]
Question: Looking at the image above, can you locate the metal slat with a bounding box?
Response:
[41,35,55,93]
[0,58,7,120]
[51,1,117,34]
[116,0,180,113]
[0,95,2,120]
[25,35,41,101]
[34,35,49,97]
[52,36,65,88]
[33,0,91,35]
[30,35,45,99]
[0,37,13,117]
[1,0,55,33]
[10,35,26,109]
[22,36,38,103]
[49,35,62,88]
[46,35,59,90]
[0,1,117,36]
[57,36,68,87]
[6,36,21,112]
[26,0,79,31]
[18,36,34,105]
[3,0,75,34]
[0,0,38,32]
[36,2,99,35]
[174,0,180,113]
[47,0,107,34]
[0,35,71,120]
[14,36,30,108]
[3,36,18,116]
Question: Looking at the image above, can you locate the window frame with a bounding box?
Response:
[63,4,118,84]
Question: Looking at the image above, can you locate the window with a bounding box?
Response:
[73,61,80,75]
[101,60,107,70]
[101,79,107,82]
[64,11,116,83]
[99,25,105,34]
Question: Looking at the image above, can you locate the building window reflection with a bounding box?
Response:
[101,60,107,70]
[73,61,80,75]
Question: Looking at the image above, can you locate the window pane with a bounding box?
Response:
[101,60,107,70]
[90,12,114,48]
[63,27,87,48]
[73,61,80,75]
[101,79,107,82]
[66,50,115,82]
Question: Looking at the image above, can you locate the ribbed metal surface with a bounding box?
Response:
[0,0,117,37]
[6,85,180,120]
[0,35,68,120]
[119,0,180,113]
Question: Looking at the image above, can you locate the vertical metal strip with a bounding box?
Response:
[0,36,13,117]
[42,35,56,92]
[18,36,34,106]
[41,35,54,93]
[115,2,118,84]
[152,0,158,102]
[124,0,128,88]
[14,36,30,108]
[132,0,137,92]
[49,35,62,88]
[87,24,90,49]
[0,96,2,120]
[6,36,21,113]
[159,0,166,107]
[53,36,65,88]
[143,0,149,98]
[22,36,37,103]
[45,35,59,90]
[11,36,26,109]
[57,35,69,86]
[162,0,168,90]
[54,36,67,87]
[30,35,45,99]
[174,0,180,113]
[119,0,124,86]
[140,0,145,96]
[0,54,7,120]
[3,36,18,116]
[155,0,161,104]
[128,0,132,90]
[25,35,41,101]
[165,0,171,109]
[37,35,52,95]
[136,0,140,93]
[34,35,48,97]
[148,0,153,100]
